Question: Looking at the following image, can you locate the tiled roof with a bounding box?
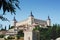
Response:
[34,19,47,24]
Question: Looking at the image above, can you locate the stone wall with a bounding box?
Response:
[0,38,4,40]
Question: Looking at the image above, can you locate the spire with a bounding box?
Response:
[30,11,34,17]
[48,16,50,20]
[13,16,17,22]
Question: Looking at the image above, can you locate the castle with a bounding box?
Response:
[12,11,51,28]
[6,11,51,40]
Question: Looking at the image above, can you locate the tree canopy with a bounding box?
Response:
[0,0,20,21]
[34,24,60,40]
[0,0,20,15]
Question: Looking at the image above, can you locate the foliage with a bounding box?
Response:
[33,24,60,40]
[9,26,14,29]
[16,30,24,39]
[0,0,20,21]
[51,24,57,40]
[33,25,40,31]
[8,25,11,29]
[7,36,15,39]
[0,0,20,15]
[0,26,7,31]
[0,24,2,30]
[11,26,14,29]
[5,26,6,30]
[0,15,9,21]
[1,28,6,31]
[0,35,5,38]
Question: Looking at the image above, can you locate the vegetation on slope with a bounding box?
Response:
[33,24,60,40]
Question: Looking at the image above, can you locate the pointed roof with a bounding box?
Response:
[30,11,34,17]
[13,16,17,22]
[48,16,50,20]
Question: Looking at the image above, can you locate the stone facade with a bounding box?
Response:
[13,12,51,28]
[7,12,51,40]
[24,26,40,40]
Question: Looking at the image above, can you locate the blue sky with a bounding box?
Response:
[0,0,60,29]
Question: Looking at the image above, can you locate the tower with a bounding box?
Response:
[11,16,17,27]
[28,11,34,25]
[24,26,40,40]
[47,16,51,26]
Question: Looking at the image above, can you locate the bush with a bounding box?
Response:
[16,30,24,39]
[0,35,5,38]
[7,36,15,39]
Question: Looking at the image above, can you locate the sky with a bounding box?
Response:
[0,0,60,29]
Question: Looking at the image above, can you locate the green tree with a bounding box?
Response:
[33,24,60,40]
[5,25,6,30]
[0,24,2,30]
[0,0,20,21]
[0,0,20,14]
[56,24,60,38]
[51,24,60,40]
[9,25,11,29]
[16,30,24,39]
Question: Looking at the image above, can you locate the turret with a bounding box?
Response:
[30,11,34,17]
[47,16,51,26]
[28,11,34,25]
[11,16,17,27]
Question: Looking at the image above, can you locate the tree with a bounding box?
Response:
[0,15,9,21]
[33,24,60,40]
[55,24,60,38]
[0,0,20,15]
[50,24,60,40]
[0,0,20,21]
[9,25,11,29]
[5,25,6,30]
[16,30,24,39]
[0,24,3,30]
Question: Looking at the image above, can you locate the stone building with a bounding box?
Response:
[24,26,40,40]
[5,12,51,40]
[12,11,51,28]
